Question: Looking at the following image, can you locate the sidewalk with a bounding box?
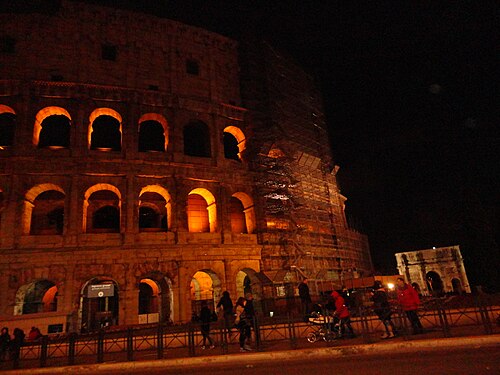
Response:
[4,334,499,374]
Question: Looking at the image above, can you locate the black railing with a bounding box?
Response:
[0,294,498,371]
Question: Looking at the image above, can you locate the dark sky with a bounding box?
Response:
[20,1,500,287]
[158,1,500,287]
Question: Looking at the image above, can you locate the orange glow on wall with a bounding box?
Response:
[33,106,72,146]
[187,188,217,233]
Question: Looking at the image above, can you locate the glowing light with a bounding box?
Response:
[387,283,395,290]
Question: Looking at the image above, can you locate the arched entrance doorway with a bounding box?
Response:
[138,274,173,324]
[235,268,268,315]
[426,271,444,297]
[190,270,221,319]
[79,278,119,333]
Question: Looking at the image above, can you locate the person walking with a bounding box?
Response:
[371,281,397,339]
[199,301,215,349]
[216,291,234,331]
[0,327,10,361]
[330,290,356,338]
[396,277,424,334]
[9,328,25,368]
[298,278,312,318]
[244,293,256,343]
[234,297,252,352]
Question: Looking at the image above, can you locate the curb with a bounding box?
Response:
[5,334,500,374]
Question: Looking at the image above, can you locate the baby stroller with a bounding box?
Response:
[306,304,341,343]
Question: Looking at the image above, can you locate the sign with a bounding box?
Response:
[87,284,114,298]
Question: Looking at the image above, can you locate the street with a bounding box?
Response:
[107,346,500,375]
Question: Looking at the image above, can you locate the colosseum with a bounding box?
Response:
[0,1,371,333]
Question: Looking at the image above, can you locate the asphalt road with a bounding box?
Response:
[108,346,500,375]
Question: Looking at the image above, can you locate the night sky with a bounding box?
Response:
[11,1,499,289]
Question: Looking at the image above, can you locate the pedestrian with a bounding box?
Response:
[244,293,256,342]
[371,281,397,339]
[396,277,424,334]
[199,301,215,349]
[9,328,25,367]
[28,327,42,342]
[234,297,252,352]
[216,291,234,331]
[0,327,10,361]
[330,290,356,338]
[298,278,312,318]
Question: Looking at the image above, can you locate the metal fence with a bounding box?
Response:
[1,294,498,371]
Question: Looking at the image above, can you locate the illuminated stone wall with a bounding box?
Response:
[0,1,371,332]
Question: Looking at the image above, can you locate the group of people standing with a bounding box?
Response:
[195,291,255,352]
[299,277,423,339]
[0,327,30,364]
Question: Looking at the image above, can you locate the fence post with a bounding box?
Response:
[127,327,134,361]
[39,335,48,368]
[253,315,261,350]
[359,306,372,343]
[97,329,105,363]
[220,319,229,354]
[477,297,493,335]
[288,314,297,349]
[188,323,196,357]
[156,324,164,359]
[68,333,76,366]
[436,300,450,337]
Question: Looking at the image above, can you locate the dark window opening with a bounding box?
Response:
[102,44,117,61]
[139,283,156,314]
[22,281,57,315]
[90,115,121,151]
[47,207,64,234]
[38,114,70,149]
[139,206,160,229]
[148,85,159,91]
[0,36,16,54]
[223,132,240,161]
[186,59,199,75]
[0,112,16,146]
[93,206,120,231]
[138,120,165,152]
[30,190,65,235]
[183,121,211,157]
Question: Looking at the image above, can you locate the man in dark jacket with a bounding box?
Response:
[199,301,215,349]
[371,281,396,338]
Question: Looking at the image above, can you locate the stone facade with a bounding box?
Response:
[395,245,471,296]
[0,1,371,333]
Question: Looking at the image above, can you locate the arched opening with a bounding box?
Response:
[235,268,267,315]
[223,132,239,160]
[426,271,444,297]
[139,193,168,232]
[232,192,256,234]
[229,197,246,233]
[14,280,58,315]
[84,186,121,233]
[190,270,221,319]
[38,114,71,149]
[187,188,217,233]
[138,113,169,153]
[30,190,65,235]
[33,107,71,148]
[0,105,16,147]
[451,278,463,295]
[183,120,211,157]
[223,126,246,161]
[79,278,119,333]
[88,108,122,151]
[139,185,172,232]
[138,275,173,324]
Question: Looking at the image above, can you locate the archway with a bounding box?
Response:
[235,268,267,315]
[138,113,168,152]
[0,104,16,147]
[138,273,173,324]
[190,270,221,318]
[187,188,217,233]
[14,280,58,315]
[79,278,119,333]
[426,271,444,297]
